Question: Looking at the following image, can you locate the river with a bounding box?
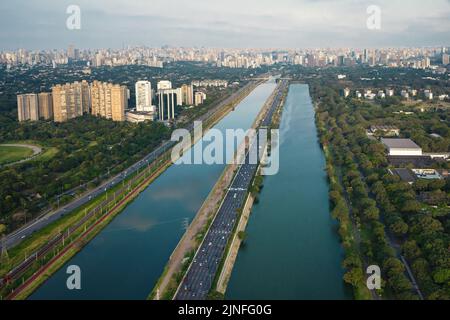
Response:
[30,80,277,300]
[226,84,352,300]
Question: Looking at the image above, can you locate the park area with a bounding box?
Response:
[0,144,42,165]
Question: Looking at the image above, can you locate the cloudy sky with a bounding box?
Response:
[1,0,449,50]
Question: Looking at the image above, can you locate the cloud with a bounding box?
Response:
[0,0,449,49]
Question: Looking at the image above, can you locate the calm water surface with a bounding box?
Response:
[226,84,351,300]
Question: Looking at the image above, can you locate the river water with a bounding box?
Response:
[30,80,277,300]
[226,84,351,300]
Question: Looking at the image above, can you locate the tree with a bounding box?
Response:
[238,231,247,242]
[388,274,413,293]
[343,268,365,287]
[383,258,405,278]
[402,240,422,261]
[390,218,409,237]
[0,224,6,235]
[433,269,450,285]
[207,291,225,300]
[343,254,363,270]
[401,200,421,214]
[363,205,380,221]
[413,179,430,192]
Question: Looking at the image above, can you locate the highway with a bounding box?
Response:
[0,81,261,254]
[175,80,287,300]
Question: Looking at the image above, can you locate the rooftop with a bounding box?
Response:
[371,125,399,131]
[393,168,416,183]
[381,138,421,149]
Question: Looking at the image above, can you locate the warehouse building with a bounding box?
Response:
[381,138,423,156]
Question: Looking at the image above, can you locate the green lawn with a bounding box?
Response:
[0,146,34,165]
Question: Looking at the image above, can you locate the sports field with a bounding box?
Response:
[0,145,36,165]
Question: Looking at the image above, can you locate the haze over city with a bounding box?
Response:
[1,0,450,49]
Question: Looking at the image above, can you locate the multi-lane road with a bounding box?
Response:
[0,81,261,253]
[175,80,287,300]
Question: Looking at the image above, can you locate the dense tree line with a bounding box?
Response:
[312,80,449,299]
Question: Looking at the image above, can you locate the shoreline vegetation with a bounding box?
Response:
[311,83,446,300]
[0,80,264,300]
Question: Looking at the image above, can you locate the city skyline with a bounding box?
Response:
[1,0,449,50]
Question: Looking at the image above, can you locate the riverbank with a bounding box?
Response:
[2,80,263,300]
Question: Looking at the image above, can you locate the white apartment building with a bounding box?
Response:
[157,80,172,91]
[135,81,153,112]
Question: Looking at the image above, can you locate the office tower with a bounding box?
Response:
[158,88,180,121]
[52,83,84,122]
[80,80,91,113]
[68,45,75,60]
[157,80,172,91]
[38,92,53,120]
[443,54,450,65]
[17,94,39,122]
[111,85,127,121]
[380,53,389,65]
[181,84,194,105]
[424,57,431,69]
[363,49,369,63]
[91,81,112,118]
[94,53,103,67]
[90,81,128,121]
[135,81,152,112]
[194,91,207,106]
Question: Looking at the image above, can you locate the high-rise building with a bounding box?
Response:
[424,57,431,69]
[80,80,91,113]
[68,45,76,60]
[38,92,53,120]
[363,49,369,64]
[94,53,103,67]
[52,83,84,122]
[194,91,207,106]
[443,54,450,65]
[135,81,153,112]
[157,80,172,91]
[111,85,128,122]
[158,88,180,121]
[91,81,128,121]
[181,84,194,105]
[17,94,39,122]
